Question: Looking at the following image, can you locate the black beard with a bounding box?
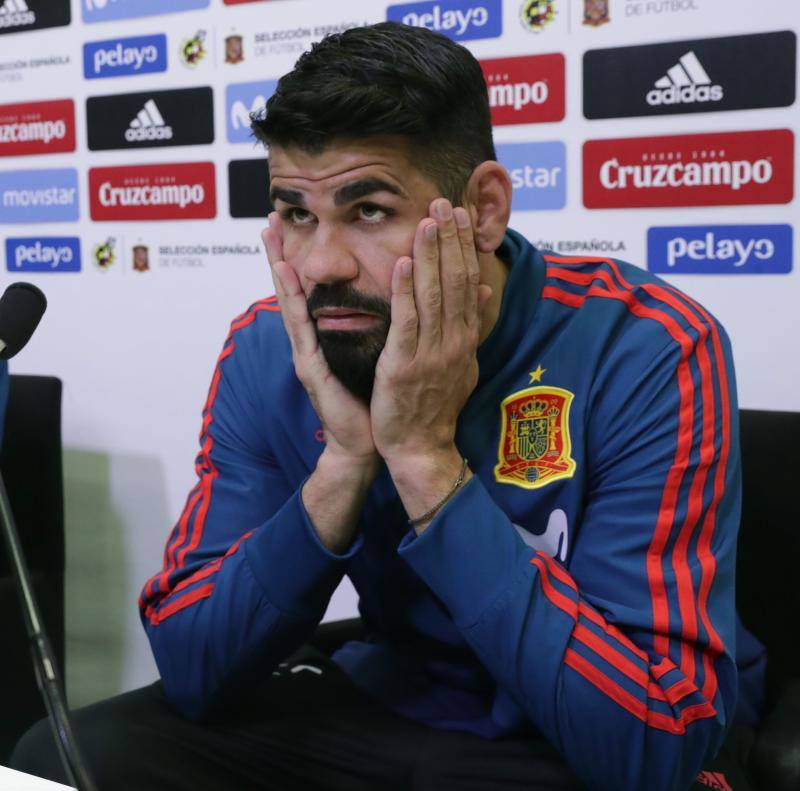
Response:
[307,282,391,405]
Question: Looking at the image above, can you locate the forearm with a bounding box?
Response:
[398,478,735,790]
[142,487,363,719]
[303,447,380,553]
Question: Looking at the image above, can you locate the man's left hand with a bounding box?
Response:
[371,198,491,523]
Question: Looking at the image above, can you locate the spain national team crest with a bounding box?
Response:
[494,386,576,489]
[583,0,610,26]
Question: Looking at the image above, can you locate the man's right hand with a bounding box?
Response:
[262,214,379,554]
[262,213,378,466]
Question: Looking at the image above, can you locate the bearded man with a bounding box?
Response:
[12,21,763,791]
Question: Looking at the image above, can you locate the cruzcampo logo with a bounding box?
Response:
[494,385,576,489]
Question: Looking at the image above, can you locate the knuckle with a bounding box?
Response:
[424,288,442,310]
[294,362,310,384]
[400,313,419,333]
[446,270,467,290]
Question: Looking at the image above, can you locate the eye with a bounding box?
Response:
[282,207,316,226]
[357,203,391,224]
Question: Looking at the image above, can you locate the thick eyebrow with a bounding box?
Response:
[333,178,407,206]
[269,177,407,209]
[269,186,306,207]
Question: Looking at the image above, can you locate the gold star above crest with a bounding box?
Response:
[529,365,546,384]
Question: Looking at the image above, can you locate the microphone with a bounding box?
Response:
[0,282,47,360]
[0,285,97,790]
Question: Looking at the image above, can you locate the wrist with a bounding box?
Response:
[317,445,381,485]
[302,448,380,555]
[385,446,472,533]
[384,445,463,488]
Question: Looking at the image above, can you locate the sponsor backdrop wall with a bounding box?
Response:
[0,0,797,704]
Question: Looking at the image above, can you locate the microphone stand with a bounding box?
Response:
[0,472,97,791]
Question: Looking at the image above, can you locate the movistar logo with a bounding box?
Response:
[513,509,569,562]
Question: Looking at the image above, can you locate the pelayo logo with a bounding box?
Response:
[5,237,81,273]
[82,0,209,24]
[0,168,79,224]
[89,162,216,221]
[226,80,277,144]
[387,0,502,42]
[0,99,75,157]
[648,225,792,274]
[497,142,565,211]
[584,31,796,119]
[0,0,70,36]
[83,34,167,79]
[86,87,214,151]
[583,129,794,208]
[480,54,564,125]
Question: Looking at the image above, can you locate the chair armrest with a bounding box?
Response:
[309,617,365,656]
[750,678,800,791]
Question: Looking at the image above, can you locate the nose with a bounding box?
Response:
[302,224,359,287]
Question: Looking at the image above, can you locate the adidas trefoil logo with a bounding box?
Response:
[646,51,723,107]
[0,0,36,28]
[125,100,173,143]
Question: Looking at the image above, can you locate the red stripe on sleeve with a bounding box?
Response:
[142,299,279,624]
[565,649,715,734]
[166,529,255,600]
[538,552,655,666]
[142,485,202,602]
[601,261,729,702]
[533,553,684,705]
[530,555,579,620]
[150,583,215,626]
[546,270,697,666]
[665,288,733,704]
[541,259,728,725]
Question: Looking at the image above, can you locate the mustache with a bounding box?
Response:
[307,282,390,321]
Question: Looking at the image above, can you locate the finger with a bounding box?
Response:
[262,215,285,300]
[412,217,442,344]
[453,207,481,329]
[384,256,418,360]
[432,198,467,329]
[262,212,284,266]
[272,259,317,360]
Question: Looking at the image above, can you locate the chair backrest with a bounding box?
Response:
[0,374,64,762]
[737,408,800,705]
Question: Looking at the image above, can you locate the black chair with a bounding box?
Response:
[737,409,800,791]
[312,409,800,791]
[0,375,65,764]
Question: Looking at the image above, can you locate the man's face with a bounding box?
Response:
[268,138,445,402]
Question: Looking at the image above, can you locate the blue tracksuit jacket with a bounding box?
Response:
[140,228,764,790]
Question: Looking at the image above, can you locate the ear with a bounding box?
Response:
[463,161,512,254]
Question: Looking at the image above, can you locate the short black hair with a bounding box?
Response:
[250,22,496,202]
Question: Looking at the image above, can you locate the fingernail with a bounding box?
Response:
[454,207,470,228]
[425,223,438,241]
[434,200,452,221]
